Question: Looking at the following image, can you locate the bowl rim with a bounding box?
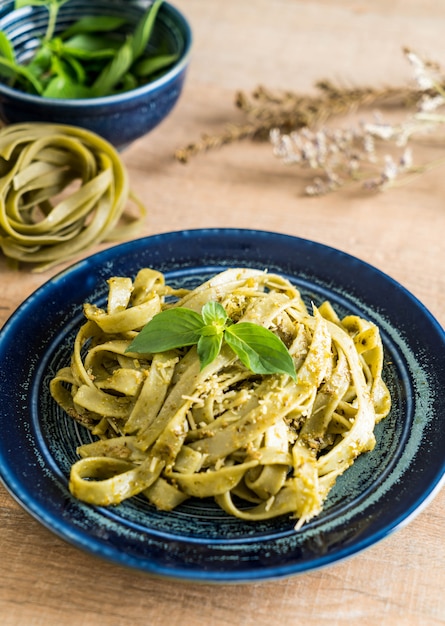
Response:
[0,0,192,107]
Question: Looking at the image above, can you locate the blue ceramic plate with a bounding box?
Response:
[1,229,444,583]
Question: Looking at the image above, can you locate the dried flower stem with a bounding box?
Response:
[271,49,445,193]
[176,48,445,196]
[175,81,432,163]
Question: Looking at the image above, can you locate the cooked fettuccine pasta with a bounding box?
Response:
[50,267,391,528]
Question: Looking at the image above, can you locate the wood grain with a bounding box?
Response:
[1,1,444,624]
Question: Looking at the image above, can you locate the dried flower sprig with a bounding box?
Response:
[270,110,435,194]
[175,81,423,163]
[271,49,445,193]
[175,48,445,194]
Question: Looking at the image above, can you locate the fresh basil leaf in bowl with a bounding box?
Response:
[0,0,192,149]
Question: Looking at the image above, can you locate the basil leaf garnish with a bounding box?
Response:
[126,302,296,379]
[197,332,224,370]
[225,323,296,379]
[201,301,228,327]
[127,308,204,354]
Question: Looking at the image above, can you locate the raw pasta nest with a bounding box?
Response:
[0,123,145,272]
[50,267,391,528]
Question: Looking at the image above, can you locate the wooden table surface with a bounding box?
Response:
[1,1,444,624]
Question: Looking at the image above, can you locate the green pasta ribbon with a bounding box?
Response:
[0,122,145,271]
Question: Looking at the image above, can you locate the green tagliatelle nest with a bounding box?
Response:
[0,123,145,272]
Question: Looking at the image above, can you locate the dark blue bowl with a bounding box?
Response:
[0,0,192,149]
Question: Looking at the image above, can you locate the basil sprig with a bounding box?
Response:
[0,0,178,98]
[127,302,296,379]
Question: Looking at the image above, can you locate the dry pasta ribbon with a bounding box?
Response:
[0,123,146,272]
